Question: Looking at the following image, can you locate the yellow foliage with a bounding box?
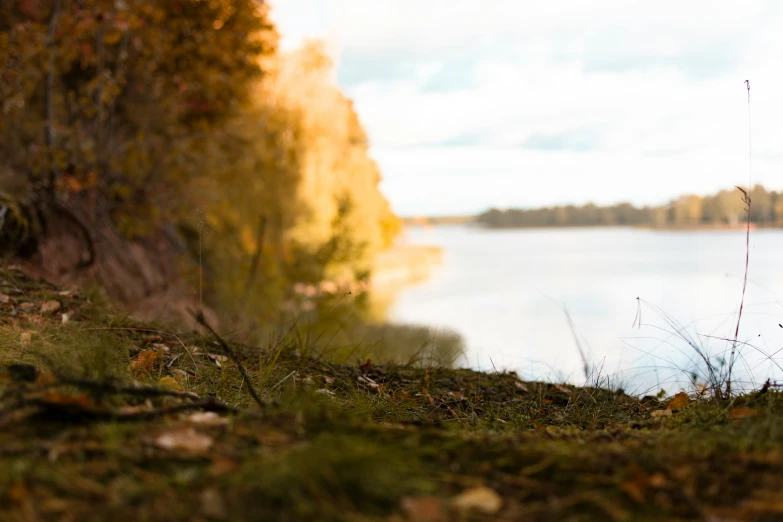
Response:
[240,226,257,255]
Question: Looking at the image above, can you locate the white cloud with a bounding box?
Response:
[270,0,783,215]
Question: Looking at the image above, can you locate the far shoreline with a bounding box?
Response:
[403,220,770,232]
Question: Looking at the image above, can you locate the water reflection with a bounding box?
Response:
[387,225,783,394]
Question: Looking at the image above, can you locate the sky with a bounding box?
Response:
[269,1,783,217]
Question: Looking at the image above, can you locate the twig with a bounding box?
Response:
[727,80,753,397]
[189,308,266,408]
[243,215,267,299]
[270,370,297,391]
[235,214,267,323]
[565,307,590,381]
[56,377,202,401]
[28,397,237,422]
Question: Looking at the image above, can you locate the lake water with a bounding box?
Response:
[388,225,783,394]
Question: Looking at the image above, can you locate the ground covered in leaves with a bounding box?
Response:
[1,267,782,521]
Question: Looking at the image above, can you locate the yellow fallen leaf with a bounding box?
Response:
[452,486,503,514]
[667,392,690,410]
[158,375,183,391]
[131,350,158,370]
[19,332,32,346]
[729,406,762,420]
[650,409,672,418]
[155,428,213,453]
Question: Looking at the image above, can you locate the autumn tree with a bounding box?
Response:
[0,0,278,306]
[195,40,401,326]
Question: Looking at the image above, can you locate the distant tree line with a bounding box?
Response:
[477,185,783,228]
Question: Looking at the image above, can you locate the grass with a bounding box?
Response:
[1,266,783,521]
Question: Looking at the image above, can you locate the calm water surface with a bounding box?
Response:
[389,225,783,393]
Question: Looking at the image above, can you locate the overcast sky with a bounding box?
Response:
[270,1,783,216]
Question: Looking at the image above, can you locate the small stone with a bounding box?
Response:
[155,428,213,453]
[187,412,229,426]
[452,487,503,514]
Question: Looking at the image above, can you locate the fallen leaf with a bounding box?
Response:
[131,350,158,370]
[0,293,9,304]
[35,370,55,385]
[187,411,229,426]
[41,300,61,315]
[155,428,213,453]
[322,375,335,384]
[19,332,32,346]
[448,390,466,400]
[452,487,503,514]
[41,392,95,408]
[515,381,529,392]
[208,353,228,367]
[209,457,238,476]
[667,392,690,410]
[61,313,70,325]
[651,409,673,418]
[8,483,28,503]
[19,302,35,310]
[729,406,762,420]
[357,375,379,389]
[649,473,668,488]
[621,480,645,503]
[401,496,447,522]
[158,375,183,391]
[118,405,151,415]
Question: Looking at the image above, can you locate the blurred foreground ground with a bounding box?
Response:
[1,266,782,522]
